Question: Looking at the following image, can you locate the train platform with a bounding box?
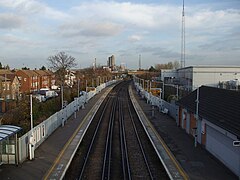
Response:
[0,86,112,180]
[131,85,238,180]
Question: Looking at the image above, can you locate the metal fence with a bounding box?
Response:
[134,81,178,121]
[18,80,116,163]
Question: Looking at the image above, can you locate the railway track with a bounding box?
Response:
[65,81,169,179]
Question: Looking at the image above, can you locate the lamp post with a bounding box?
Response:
[77,79,80,98]
[194,87,200,147]
[62,85,64,109]
[29,94,35,160]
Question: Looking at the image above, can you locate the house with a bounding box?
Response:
[177,86,240,176]
[65,70,76,87]
[43,70,56,89]
[161,66,240,91]
[0,70,20,100]
[0,76,11,100]
[16,70,40,94]
[34,70,52,89]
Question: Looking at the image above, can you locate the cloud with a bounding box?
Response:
[0,13,24,29]
[128,35,142,42]
[0,1,240,69]
[59,21,124,37]
[0,0,69,20]
[72,2,181,30]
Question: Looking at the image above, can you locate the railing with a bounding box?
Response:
[133,81,178,121]
[18,80,117,163]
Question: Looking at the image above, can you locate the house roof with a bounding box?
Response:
[43,70,54,75]
[34,70,49,76]
[177,86,240,138]
[17,70,39,77]
[0,70,14,75]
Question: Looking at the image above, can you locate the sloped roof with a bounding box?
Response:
[17,70,39,77]
[0,70,14,75]
[177,86,240,138]
[44,70,54,75]
[34,70,49,76]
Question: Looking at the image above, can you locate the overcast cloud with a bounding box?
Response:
[0,0,239,69]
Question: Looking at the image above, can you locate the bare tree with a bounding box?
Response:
[48,51,77,84]
[47,51,77,108]
[155,60,180,71]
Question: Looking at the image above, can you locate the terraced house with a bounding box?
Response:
[16,70,55,94]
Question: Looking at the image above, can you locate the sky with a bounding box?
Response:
[0,0,240,70]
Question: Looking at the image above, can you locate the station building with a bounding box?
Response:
[177,86,240,176]
[161,66,240,91]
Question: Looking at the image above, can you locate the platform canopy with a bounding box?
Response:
[0,125,22,142]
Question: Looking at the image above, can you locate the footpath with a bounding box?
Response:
[132,84,238,180]
[0,87,109,180]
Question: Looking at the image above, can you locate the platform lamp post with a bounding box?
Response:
[147,80,149,92]
[29,94,35,160]
[77,79,80,111]
[194,87,200,148]
[61,84,64,109]
[77,79,80,98]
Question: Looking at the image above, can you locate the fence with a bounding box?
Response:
[134,81,178,121]
[18,80,116,163]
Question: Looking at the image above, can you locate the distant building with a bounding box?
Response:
[108,55,116,71]
[177,86,240,177]
[65,70,76,87]
[119,63,126,72]
[161,66,240,91]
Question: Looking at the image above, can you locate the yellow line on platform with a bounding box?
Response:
[43,88,111,180]
[43,108,92,180]
[142,111,189,180]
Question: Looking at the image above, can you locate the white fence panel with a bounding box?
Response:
[134,81,178,120]
[18,80,118,163]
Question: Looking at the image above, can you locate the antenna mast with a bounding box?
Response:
[181,0,186,68]
[139,54,141,70]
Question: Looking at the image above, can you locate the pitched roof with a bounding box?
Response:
[34,70,48,76]
[17,70,39,77]
[0,70,14,75]
[43,70,53,75]
[177,86,240,138]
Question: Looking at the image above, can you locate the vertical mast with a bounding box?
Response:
[139,54,141,70]
[181,0,185,68]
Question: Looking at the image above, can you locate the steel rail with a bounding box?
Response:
[127,93,154,180]
[119,89,132,180]
[78,94,113,180]
[101,96,117,180]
